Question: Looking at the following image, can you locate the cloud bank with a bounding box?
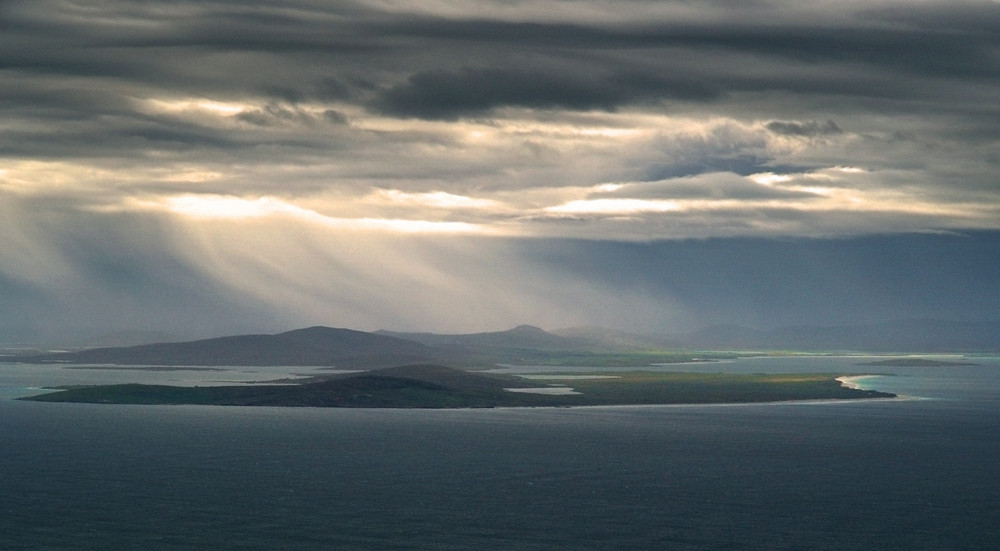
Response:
[2,1,998,341]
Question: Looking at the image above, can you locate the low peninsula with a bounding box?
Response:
[19,364,895,407]
[857,358,977,367]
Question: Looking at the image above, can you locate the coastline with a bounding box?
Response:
[836,375,881,390]
[837,374,927,402]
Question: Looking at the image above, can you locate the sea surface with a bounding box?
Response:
[2,355,999,550]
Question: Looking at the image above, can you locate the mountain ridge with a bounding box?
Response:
[376,324,595,351]
[5,318,997,367]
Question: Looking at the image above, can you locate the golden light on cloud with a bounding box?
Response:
[164,195,294,219]
[546,198,683,215]
[0,161,122,195]
[144,98,248,116]
[371,189,502,210]
[594,183,626,192]
[193,101,245,115]
[353,111,652,149]
[530,163,999,230]
[150,194,499,235]
[343,218,492,234]
[750,173,793,186]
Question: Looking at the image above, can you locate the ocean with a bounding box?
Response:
[2,356,998,550]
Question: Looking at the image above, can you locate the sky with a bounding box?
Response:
[2,0,999,343]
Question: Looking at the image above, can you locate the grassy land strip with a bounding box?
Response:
[547,372,892,405]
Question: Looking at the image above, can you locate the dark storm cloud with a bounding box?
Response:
[370,67,719,119]
[0,0,995,148]
[4,1,997,118]
[378,13,998,79]
[766,120,842,138]
[235,103,346,127]
[3,0,997,192]
[2,109,266,159]
[356,7,1000,118]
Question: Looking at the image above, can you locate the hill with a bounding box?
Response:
[13,326,437,367]
[377,324,593,350]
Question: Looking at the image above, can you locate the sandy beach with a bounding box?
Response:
[836,375,879,390]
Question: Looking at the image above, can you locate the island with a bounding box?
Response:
[19,364,895,407]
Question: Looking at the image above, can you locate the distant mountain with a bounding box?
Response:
[381,325,722,366]
[377,324,594,352]
[17,326,437,367]
[421,319,999,354]
[12,324,653,368]
[7,318,996,368]
[75,330,186,348]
